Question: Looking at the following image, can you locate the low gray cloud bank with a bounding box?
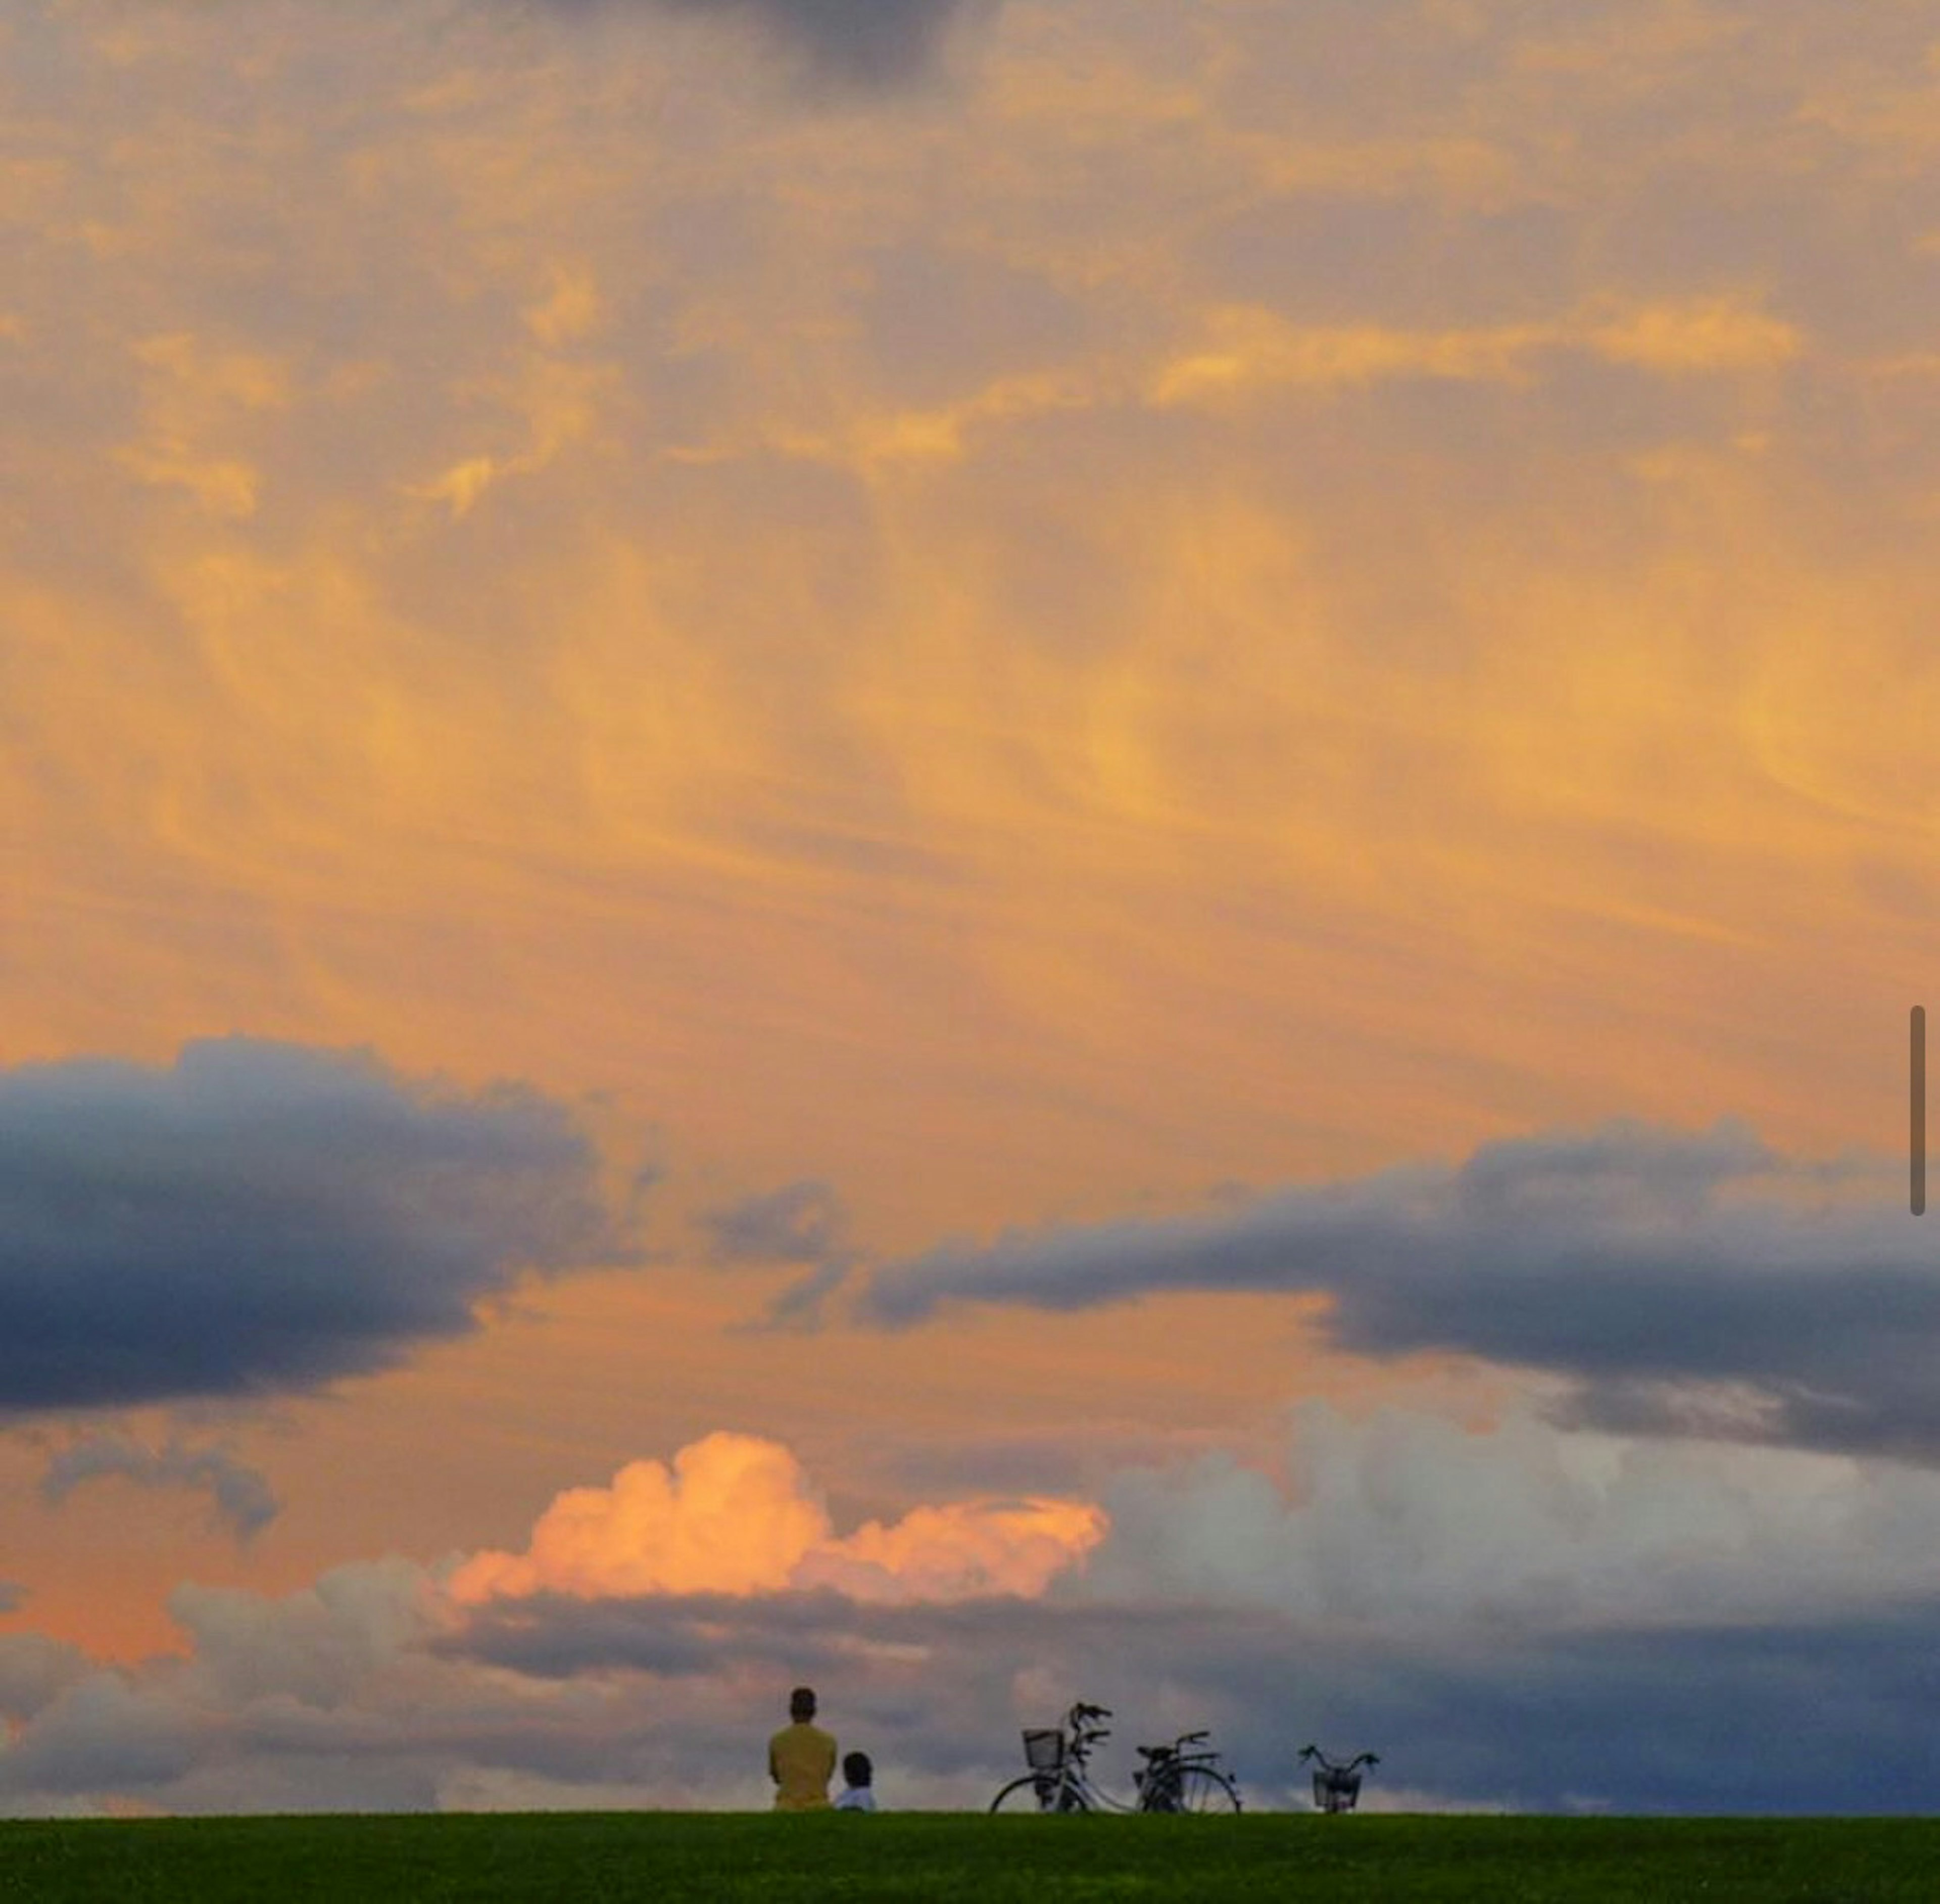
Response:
[402,1585,1940,1813]
[863,1120,1940,1462]
[8,1398,1940,1815]
[0,1039,630,1413]
[0,1635,90,1728]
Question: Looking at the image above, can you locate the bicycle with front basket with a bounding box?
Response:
[989,1701,1242,1814]
[1299,1743,1380,1813]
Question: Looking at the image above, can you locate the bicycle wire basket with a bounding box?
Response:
[1022,1729,1065,1773]
[1313,1768,1363,1814]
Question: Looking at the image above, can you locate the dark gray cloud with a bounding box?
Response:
[527,0,987,84]
[704,1179,854,1327]
[861,1120,1940,1462]
[448,1585,856,1681]
[0,1039,631,1413]
[0,1583,22,1615]
[706,1178,846,1264]
[40,1435,281,1542]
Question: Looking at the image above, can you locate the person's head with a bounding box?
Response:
[789,1686,817,1723]
[843,1751,872,1789]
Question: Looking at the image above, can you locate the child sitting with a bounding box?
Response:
[834,1750,878,1812]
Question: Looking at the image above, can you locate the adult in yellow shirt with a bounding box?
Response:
[768,1686,838,1812]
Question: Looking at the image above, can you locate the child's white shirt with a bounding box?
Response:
[834,1787,878,1812]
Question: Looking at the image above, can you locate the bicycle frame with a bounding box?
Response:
[1042,1709,1138,1813]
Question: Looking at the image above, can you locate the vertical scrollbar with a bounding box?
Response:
[1914,1006,1926,1216]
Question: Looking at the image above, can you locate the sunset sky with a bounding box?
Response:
[4,0,1939,1814]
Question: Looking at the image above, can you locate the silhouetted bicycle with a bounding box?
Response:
[989,1701,1242,1814]
[1300,1743,1379,1813]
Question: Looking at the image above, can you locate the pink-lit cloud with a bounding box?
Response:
[448,1432,1107,1605]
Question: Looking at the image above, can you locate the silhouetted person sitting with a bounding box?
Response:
[834,1750,877,1812]
[768,1685,837,1812]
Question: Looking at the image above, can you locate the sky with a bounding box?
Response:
[2,0,1939,1815]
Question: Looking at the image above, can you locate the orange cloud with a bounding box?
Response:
[1151,307,1553,406]
[524,262,606,347]
[1584,297,1802,374]
[789,1498,1111,1603]
[407,357,614,517]
[1152,294,1801,407]
[448,1432,1107,1605]
[113,331,293,519]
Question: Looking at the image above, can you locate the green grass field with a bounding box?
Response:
[0,1814,1933,1902]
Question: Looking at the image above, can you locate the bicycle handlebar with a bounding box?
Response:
[1299,1744,1380,1772]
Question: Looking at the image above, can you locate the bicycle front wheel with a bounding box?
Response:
[990,1774,1087,1814]
[1170,1766,1242,1814]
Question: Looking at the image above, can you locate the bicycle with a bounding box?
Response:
[989,1701,1243,1814]
[1299,1743,1379,1813]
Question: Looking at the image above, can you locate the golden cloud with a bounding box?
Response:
[1584,297,1803,374]
[448,1432,1108,1604]
[1152,295,1802,408]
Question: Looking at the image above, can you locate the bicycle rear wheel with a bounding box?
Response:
[990,1774,1088,1814]
[1169,1766,1242,1814]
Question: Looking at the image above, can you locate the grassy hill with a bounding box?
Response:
[1,1812,1932,1901]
